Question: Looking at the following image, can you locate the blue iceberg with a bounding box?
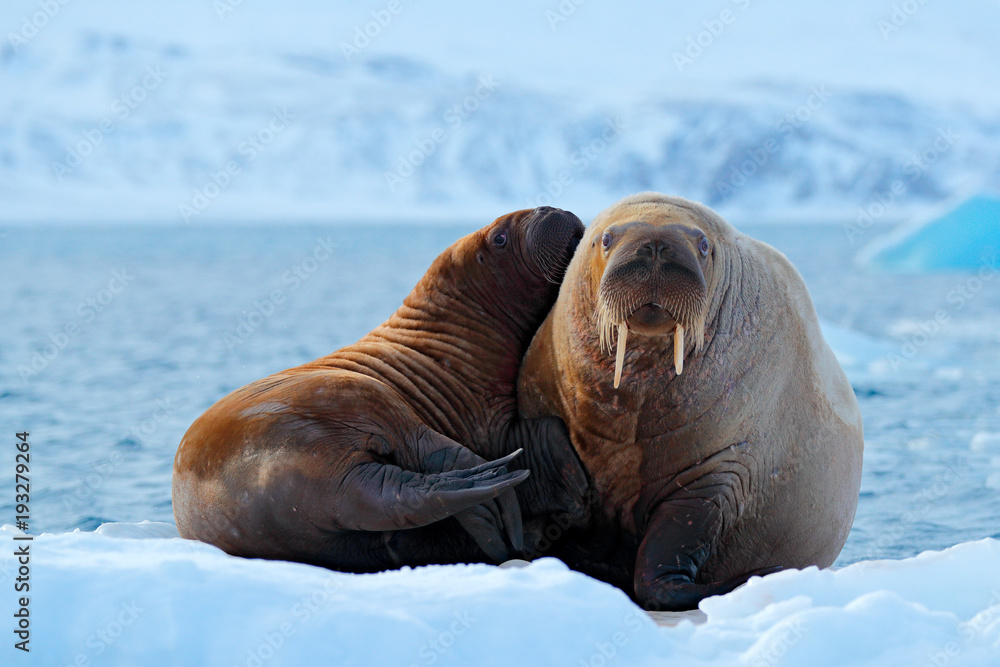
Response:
[858,194,1000,272]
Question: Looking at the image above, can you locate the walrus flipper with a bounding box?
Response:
[633,498,777,611]
[339,454,527,532]
[412,428,525,559]
[505,417,590,521]
[453,502,519,562]
[446,451,526,560]
[336,426,528,562]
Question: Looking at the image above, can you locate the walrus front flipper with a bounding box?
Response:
[420,440,525,561]
[454,504,517,562]
[448,451,526,561]
[634,498,774,611]
[505,417,590,521]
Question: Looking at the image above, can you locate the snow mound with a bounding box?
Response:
[858,195,1000,272]
[2,524,1000,665]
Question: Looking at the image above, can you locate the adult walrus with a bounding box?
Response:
[173,206,588,571]
[518,193,863,610]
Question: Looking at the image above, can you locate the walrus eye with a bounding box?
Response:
[699,236,710,257]
[493,232,507,248]
[601,232,612,250]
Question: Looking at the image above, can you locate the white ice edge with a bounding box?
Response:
[1,522,999,666]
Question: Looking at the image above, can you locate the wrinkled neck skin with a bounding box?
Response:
[394,248,552,387]
[311,243,554,451]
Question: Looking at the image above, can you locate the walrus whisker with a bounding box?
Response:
[614,323,628,389]
[596,289,643,355]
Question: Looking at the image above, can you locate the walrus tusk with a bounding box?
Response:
[674,324,685,375]
[614,323,628,389]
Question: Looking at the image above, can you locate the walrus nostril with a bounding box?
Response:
[526,207,583,237]
[528,206,570,229]
[637,240,673,261]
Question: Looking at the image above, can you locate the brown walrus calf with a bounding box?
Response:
[518,193,864,610]
[173,207,588,570]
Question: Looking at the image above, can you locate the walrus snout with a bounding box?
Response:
[599,226,707,337]
[523,206,585,283]
[630,227,707,289]
[595,223,711,384]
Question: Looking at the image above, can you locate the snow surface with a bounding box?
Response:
[2,1,999,223]
[858,194,1000,272]
[2,522,999,666]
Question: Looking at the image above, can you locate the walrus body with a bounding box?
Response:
[173,207,588,571]
[518,193,863,609]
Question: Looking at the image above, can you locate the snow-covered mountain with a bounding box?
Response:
[1,0,999,224]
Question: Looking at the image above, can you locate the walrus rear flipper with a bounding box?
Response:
[340,455,527,531]
[338,443,527,562]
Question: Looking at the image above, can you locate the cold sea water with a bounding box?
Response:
[1,221,998,566]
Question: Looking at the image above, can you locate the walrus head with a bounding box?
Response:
[573,194,731,388]
[477,206,584,285]
[464,206,584,336]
